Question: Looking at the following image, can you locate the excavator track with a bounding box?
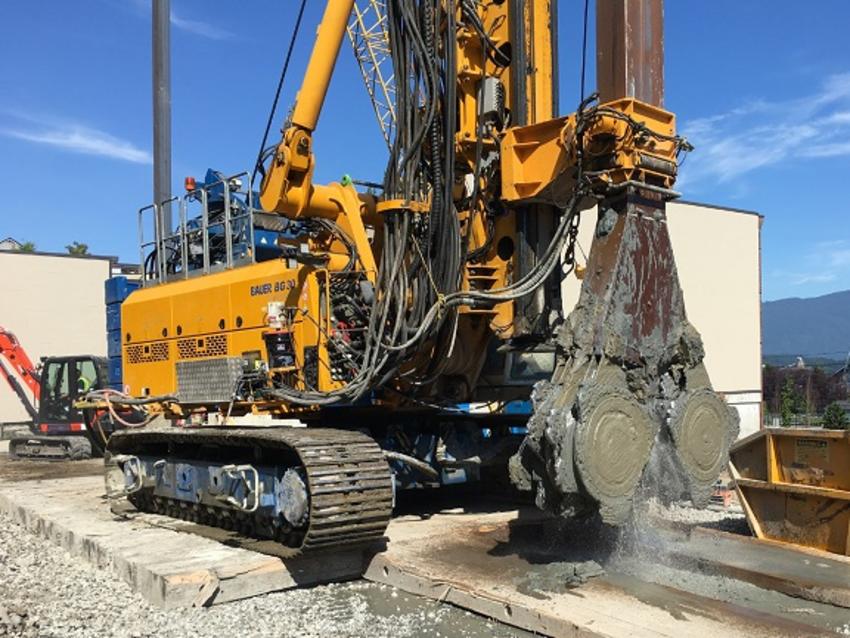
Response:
[9,435,92,461]
[107,427,393,558]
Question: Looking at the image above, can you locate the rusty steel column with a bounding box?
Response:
[596,0,664,107]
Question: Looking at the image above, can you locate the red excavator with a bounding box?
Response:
[0,327,109,459]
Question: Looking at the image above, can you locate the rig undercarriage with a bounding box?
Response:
[108,427,393,557]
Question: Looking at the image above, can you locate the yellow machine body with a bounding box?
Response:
[102,0,743,553]
[122,0,681,412]
[501,98,679,203]
[731,428,850,556]
[122,260,333,405]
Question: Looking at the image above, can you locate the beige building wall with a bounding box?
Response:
[562,201,763,438]
[0,252,111,424]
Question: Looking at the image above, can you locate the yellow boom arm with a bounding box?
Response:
[259,0,356,220]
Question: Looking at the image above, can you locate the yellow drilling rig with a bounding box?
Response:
[95,0,738,557]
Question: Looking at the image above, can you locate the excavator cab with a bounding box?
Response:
[10,355,108,460]
[37,356,107,431]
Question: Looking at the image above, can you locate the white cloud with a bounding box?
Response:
[775,239,850,289]
[813,240,850,269]
[679,73,850,189]
[788,272,837,286]
[1,122,151,164]
[127,0,234,40]
[170,10,233,40]
[816,239,849,249]
[828,248,850,268]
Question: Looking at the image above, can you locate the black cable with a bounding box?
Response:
[250,0,308,190]
[580,0,590,103]
[264,1,599,407]
[351,179,384,190]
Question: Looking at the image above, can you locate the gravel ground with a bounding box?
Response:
[0,512,528,638]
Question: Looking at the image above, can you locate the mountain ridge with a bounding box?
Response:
[762,289,850,357]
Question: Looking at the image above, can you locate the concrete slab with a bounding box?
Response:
[1,463,847,637]
[0,476,367,608]
[0,425,29,442]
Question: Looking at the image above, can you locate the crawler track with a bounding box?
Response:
[9,435,92,461]
[107,427,393,557]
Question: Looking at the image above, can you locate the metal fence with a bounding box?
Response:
[138,171,256,286]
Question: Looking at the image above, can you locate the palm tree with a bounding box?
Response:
[16,241,36,253]
[65,241,89,255]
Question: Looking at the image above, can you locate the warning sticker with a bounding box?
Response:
[795,438,829,465]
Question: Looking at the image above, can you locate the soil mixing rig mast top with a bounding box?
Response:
[101,0,738,555]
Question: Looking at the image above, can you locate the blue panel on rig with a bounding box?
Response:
[107,329,122,358]
[105,276,141,306]
[106,303,122,332]
[108,357,123,390]
[104,276,140,389]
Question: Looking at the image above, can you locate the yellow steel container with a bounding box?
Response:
[730,427,850,556]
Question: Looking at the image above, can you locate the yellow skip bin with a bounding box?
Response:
[730,427,850,556]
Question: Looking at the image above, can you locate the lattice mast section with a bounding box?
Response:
[347,1,396,148]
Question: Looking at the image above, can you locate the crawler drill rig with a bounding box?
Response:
[103,0,738,555]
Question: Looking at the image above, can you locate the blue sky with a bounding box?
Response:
[1,1,848,301]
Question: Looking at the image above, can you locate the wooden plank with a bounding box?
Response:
[1,469,844,636]
[0,476,366,608]
[730,459,766,539]
[736,477,850,502]
[364,508,823,638]
[667,526,850,608]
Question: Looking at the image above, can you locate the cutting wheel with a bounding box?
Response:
[669,389,739,506]
[573,386,657,524]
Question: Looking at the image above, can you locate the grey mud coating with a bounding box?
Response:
[511,188,739,525]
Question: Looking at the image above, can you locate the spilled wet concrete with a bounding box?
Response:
[390,492,849,635]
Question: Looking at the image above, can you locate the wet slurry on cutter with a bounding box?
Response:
[511,192,740,525]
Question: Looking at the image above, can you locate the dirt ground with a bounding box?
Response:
[2,439,849,637]
[0,442,102,482]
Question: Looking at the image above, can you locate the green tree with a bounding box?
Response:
[780,378,803,426]
[823,402,848,430]
[15,241,36,252]
[65,241,89,255]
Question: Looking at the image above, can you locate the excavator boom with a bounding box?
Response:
[1,327,110,460]
[0,326,40,421]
